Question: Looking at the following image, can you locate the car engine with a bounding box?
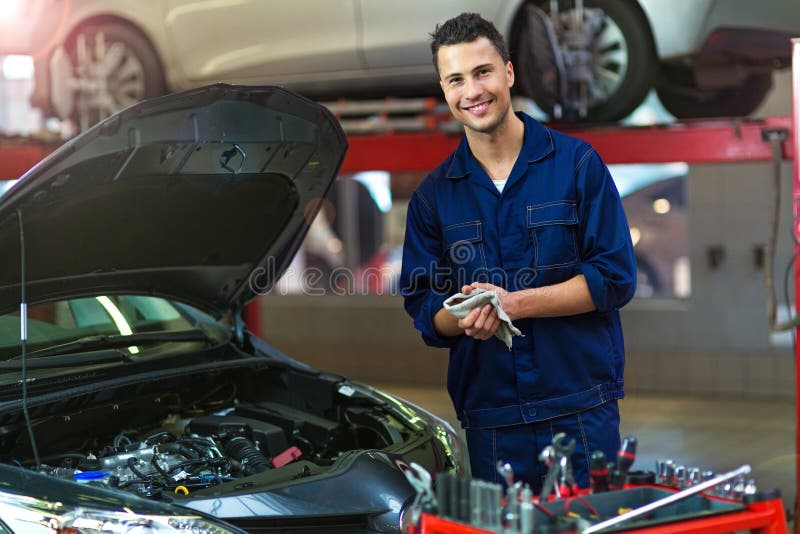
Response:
[0,362,442,502]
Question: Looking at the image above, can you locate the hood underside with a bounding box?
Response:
[0,84,347,316]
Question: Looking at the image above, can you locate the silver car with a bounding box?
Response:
[0,0,796,128]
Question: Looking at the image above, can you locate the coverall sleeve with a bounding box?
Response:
[400,189,458,348]
[574,148,637,312]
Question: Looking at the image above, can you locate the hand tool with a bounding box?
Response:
[673,465,686,488]
[492,482,504,532]
[482,481,503,533]
[505,482,520,534]
[582,464,752,534]
[449,472,460,520]
[539,444,561,500]
[520,486,535,534]
[732,474,746,499]
[744,479,758,497]
[402,462,437,526]
[657,459,674,486]
[610,436,636,489]
[436,472,450,517]
[539,433,578,499]
[589,450,610,493]
[553,433,578,496]
[497,460,515,489]
[721,480,734,497]
[687,467,701,486]
[470,479,481,526]
[459,476,471,522]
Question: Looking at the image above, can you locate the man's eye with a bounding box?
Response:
[449,78,462,85]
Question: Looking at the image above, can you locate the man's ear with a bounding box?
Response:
[506,61,515,88]
[439,78,446,93]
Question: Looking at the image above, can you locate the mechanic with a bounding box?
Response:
[399,12,636,491]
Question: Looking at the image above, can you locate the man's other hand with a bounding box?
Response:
[458,303,500,340]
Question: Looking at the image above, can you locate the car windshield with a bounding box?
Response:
[0,295,201,361]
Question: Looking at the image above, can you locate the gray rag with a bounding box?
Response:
[443,288,523,350]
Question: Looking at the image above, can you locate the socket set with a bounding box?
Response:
[654,458,758,500]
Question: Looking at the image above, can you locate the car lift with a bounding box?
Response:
[0,40,797,533]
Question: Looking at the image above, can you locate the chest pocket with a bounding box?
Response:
[443,220,487,283]
[527,201,579,269]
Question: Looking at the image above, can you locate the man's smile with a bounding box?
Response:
[462,100,493,115]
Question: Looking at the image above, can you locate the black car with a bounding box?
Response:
[0,85,464,533]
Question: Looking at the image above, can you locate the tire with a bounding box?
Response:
[513,0,657,123]
[656,65,773,119]
[61,21,166,130]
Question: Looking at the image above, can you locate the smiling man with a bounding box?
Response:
[400,13,637,491]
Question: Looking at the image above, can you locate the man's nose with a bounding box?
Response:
[464,77,484,99]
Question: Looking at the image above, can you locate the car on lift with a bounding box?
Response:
[0,84,464,533]
[0,0,795,129]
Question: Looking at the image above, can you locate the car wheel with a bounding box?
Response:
[656,64,773,119]
[513,0,657,122]
[57,21,166,130]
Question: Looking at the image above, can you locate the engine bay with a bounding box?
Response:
[0,361,422,500]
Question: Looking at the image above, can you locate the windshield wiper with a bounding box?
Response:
[0,349,130,370]
[5,329,213,362]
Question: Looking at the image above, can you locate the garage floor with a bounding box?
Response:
[372,384,796,513]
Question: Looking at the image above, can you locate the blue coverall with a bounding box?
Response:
[400,112,637,490]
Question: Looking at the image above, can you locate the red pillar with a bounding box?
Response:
[243,300,262,338]
[792,37,800,534]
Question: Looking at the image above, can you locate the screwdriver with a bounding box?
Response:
[589,450,610,493]
[610,436,637,489]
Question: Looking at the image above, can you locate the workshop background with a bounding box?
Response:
[255,70,799,509]
[0,2,796,522]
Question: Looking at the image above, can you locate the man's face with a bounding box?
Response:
[437,37,515,135]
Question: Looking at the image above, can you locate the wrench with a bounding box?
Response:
[402,462,437,525]
[539,444,561,500]
[497,460,515,489]
[553,433,577,496]
[539,433,576,499]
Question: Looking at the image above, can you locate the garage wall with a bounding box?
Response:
[257,70,796,399]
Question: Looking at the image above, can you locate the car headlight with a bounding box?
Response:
[0,491,243,534]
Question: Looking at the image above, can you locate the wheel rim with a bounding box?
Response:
[589,14,628,103]
[556,6,629,110]
[73,30,146,129]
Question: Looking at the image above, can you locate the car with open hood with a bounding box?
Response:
[0,84,464,533]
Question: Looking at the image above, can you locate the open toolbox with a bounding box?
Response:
[409,482,788,534]
[401,433,788,534]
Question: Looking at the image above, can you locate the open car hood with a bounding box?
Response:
[0,85,347,317]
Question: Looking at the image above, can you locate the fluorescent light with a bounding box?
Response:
[95,296,139,355]
[2,55,34,80]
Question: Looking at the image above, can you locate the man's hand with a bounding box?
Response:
[469,276,596,320]
[457,284,500,340]
[457,304,500,340]
[467,282,521,321]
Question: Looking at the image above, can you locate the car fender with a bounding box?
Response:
[637,0,714,58]
[30,1,177,90]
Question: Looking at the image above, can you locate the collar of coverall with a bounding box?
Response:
[444,111,555,180]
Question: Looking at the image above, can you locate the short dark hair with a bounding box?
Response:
[430,12,510,76]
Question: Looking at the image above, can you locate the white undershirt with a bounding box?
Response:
[492,179,507,193]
